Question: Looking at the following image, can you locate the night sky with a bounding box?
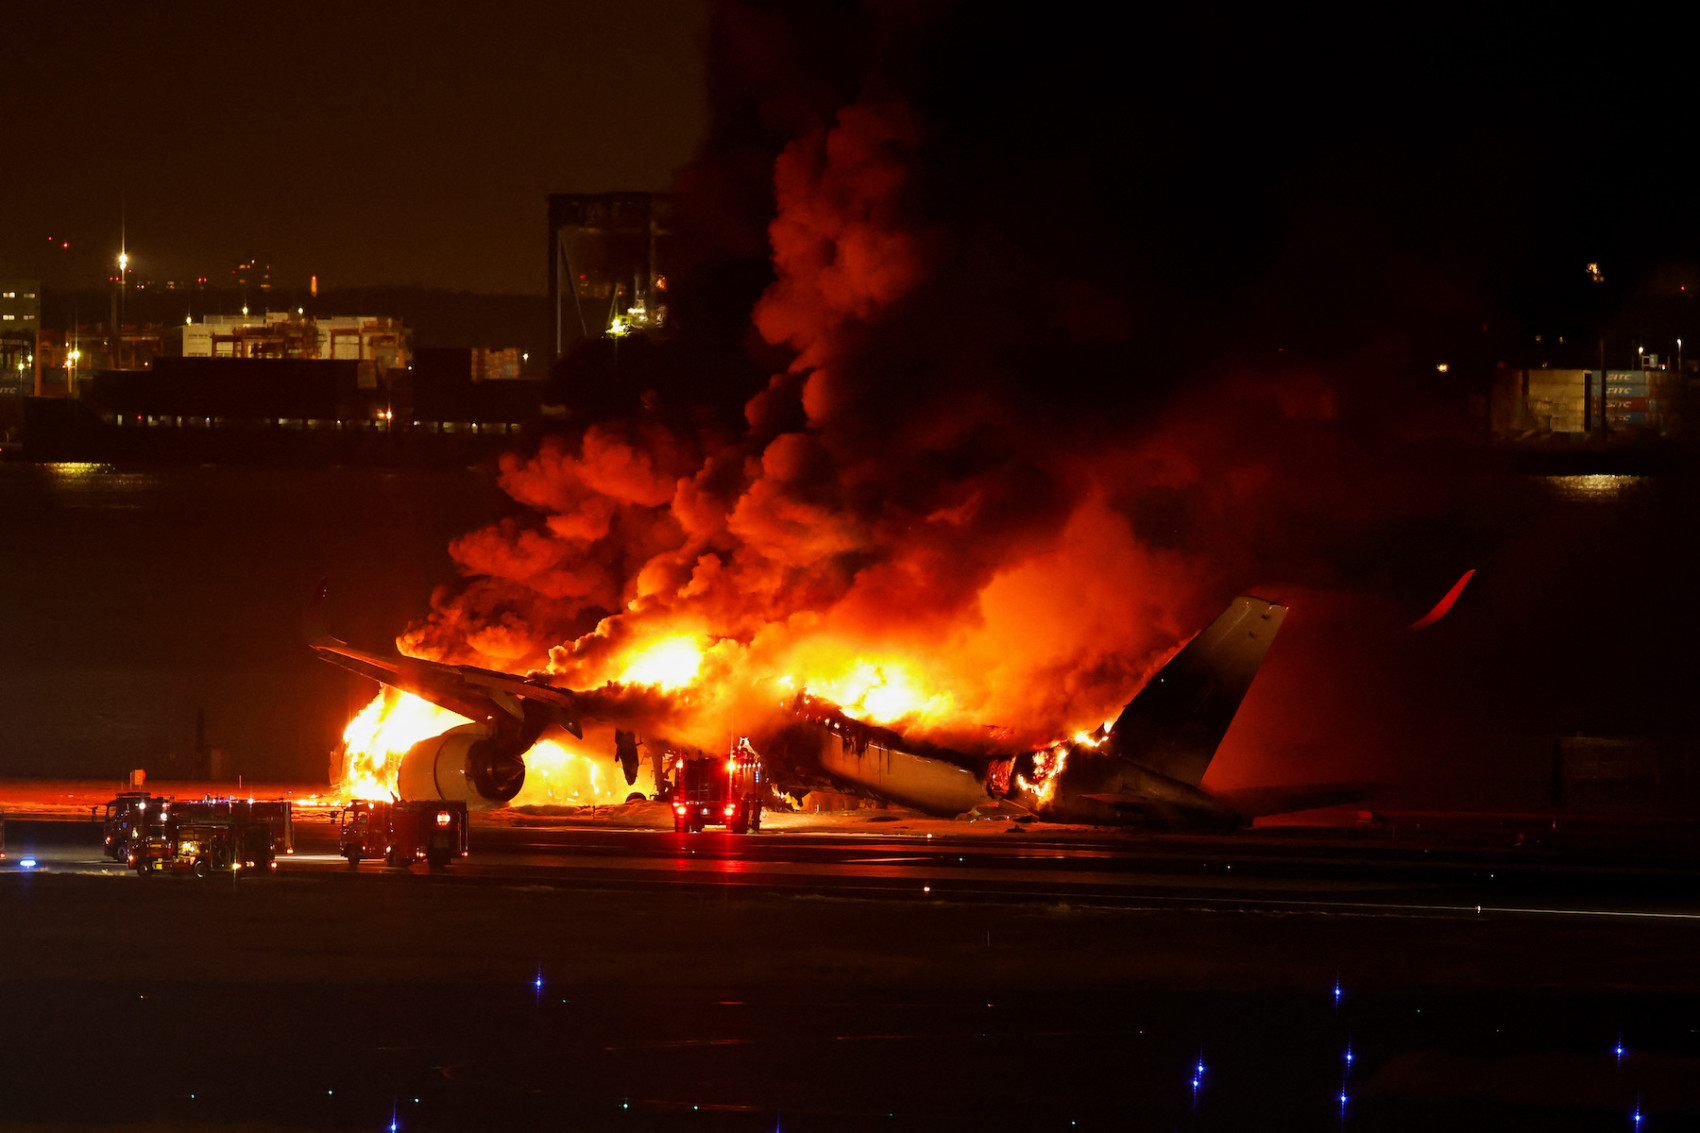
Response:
[0,1,705,296]
[2,7,1695,335]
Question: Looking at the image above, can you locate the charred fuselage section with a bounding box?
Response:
[759,696,995,816]
[757,596,1289,829]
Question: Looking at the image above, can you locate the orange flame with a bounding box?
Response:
[617,634,704,689]
[1015,743,1070,803]
[799,657,955,727]
[511,736,659,806]
[335,688,659,807]
[337,689,470,802]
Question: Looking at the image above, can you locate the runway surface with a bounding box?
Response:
[10,812,1700,1131]
[13,814,1700,924]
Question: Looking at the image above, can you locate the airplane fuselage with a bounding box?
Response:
[801,720,995,816]
[763,711,1244,829]
[1017,751,1239,829]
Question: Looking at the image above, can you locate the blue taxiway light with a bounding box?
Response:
[17,859,37,869]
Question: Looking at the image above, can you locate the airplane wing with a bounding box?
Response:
[306,583,583,739]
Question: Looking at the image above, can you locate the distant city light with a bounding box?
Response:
[1436,363,1449,373]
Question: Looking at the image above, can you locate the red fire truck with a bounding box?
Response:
[100,792,155,860]
[338,800,468,870]
[103,794,294,861]
[129,819,276,877]
[671,741,764,833]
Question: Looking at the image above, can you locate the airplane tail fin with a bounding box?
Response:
[304,580,345,650]
[1107,596,1287,787]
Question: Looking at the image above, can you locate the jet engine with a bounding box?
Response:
[395,723,527,809]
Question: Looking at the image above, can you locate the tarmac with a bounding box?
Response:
[4,781,1700,1129]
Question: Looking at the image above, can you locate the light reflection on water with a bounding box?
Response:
[1539,473,1649,502]
[39,461,166,507]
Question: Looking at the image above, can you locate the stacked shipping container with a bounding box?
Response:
[1602,368,1676,432]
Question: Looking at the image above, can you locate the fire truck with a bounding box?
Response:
[100,792,155,860]
[671,741,764,833]
[129,818,276,876]
[103,795,294,862]
[338,800,468,870]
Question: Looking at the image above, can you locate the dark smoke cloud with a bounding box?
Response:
[397,8,1687,801]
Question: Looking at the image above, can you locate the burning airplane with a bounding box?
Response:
[312,588,1347,828]
[305,21,1386,826]
[757,595,1289,828]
